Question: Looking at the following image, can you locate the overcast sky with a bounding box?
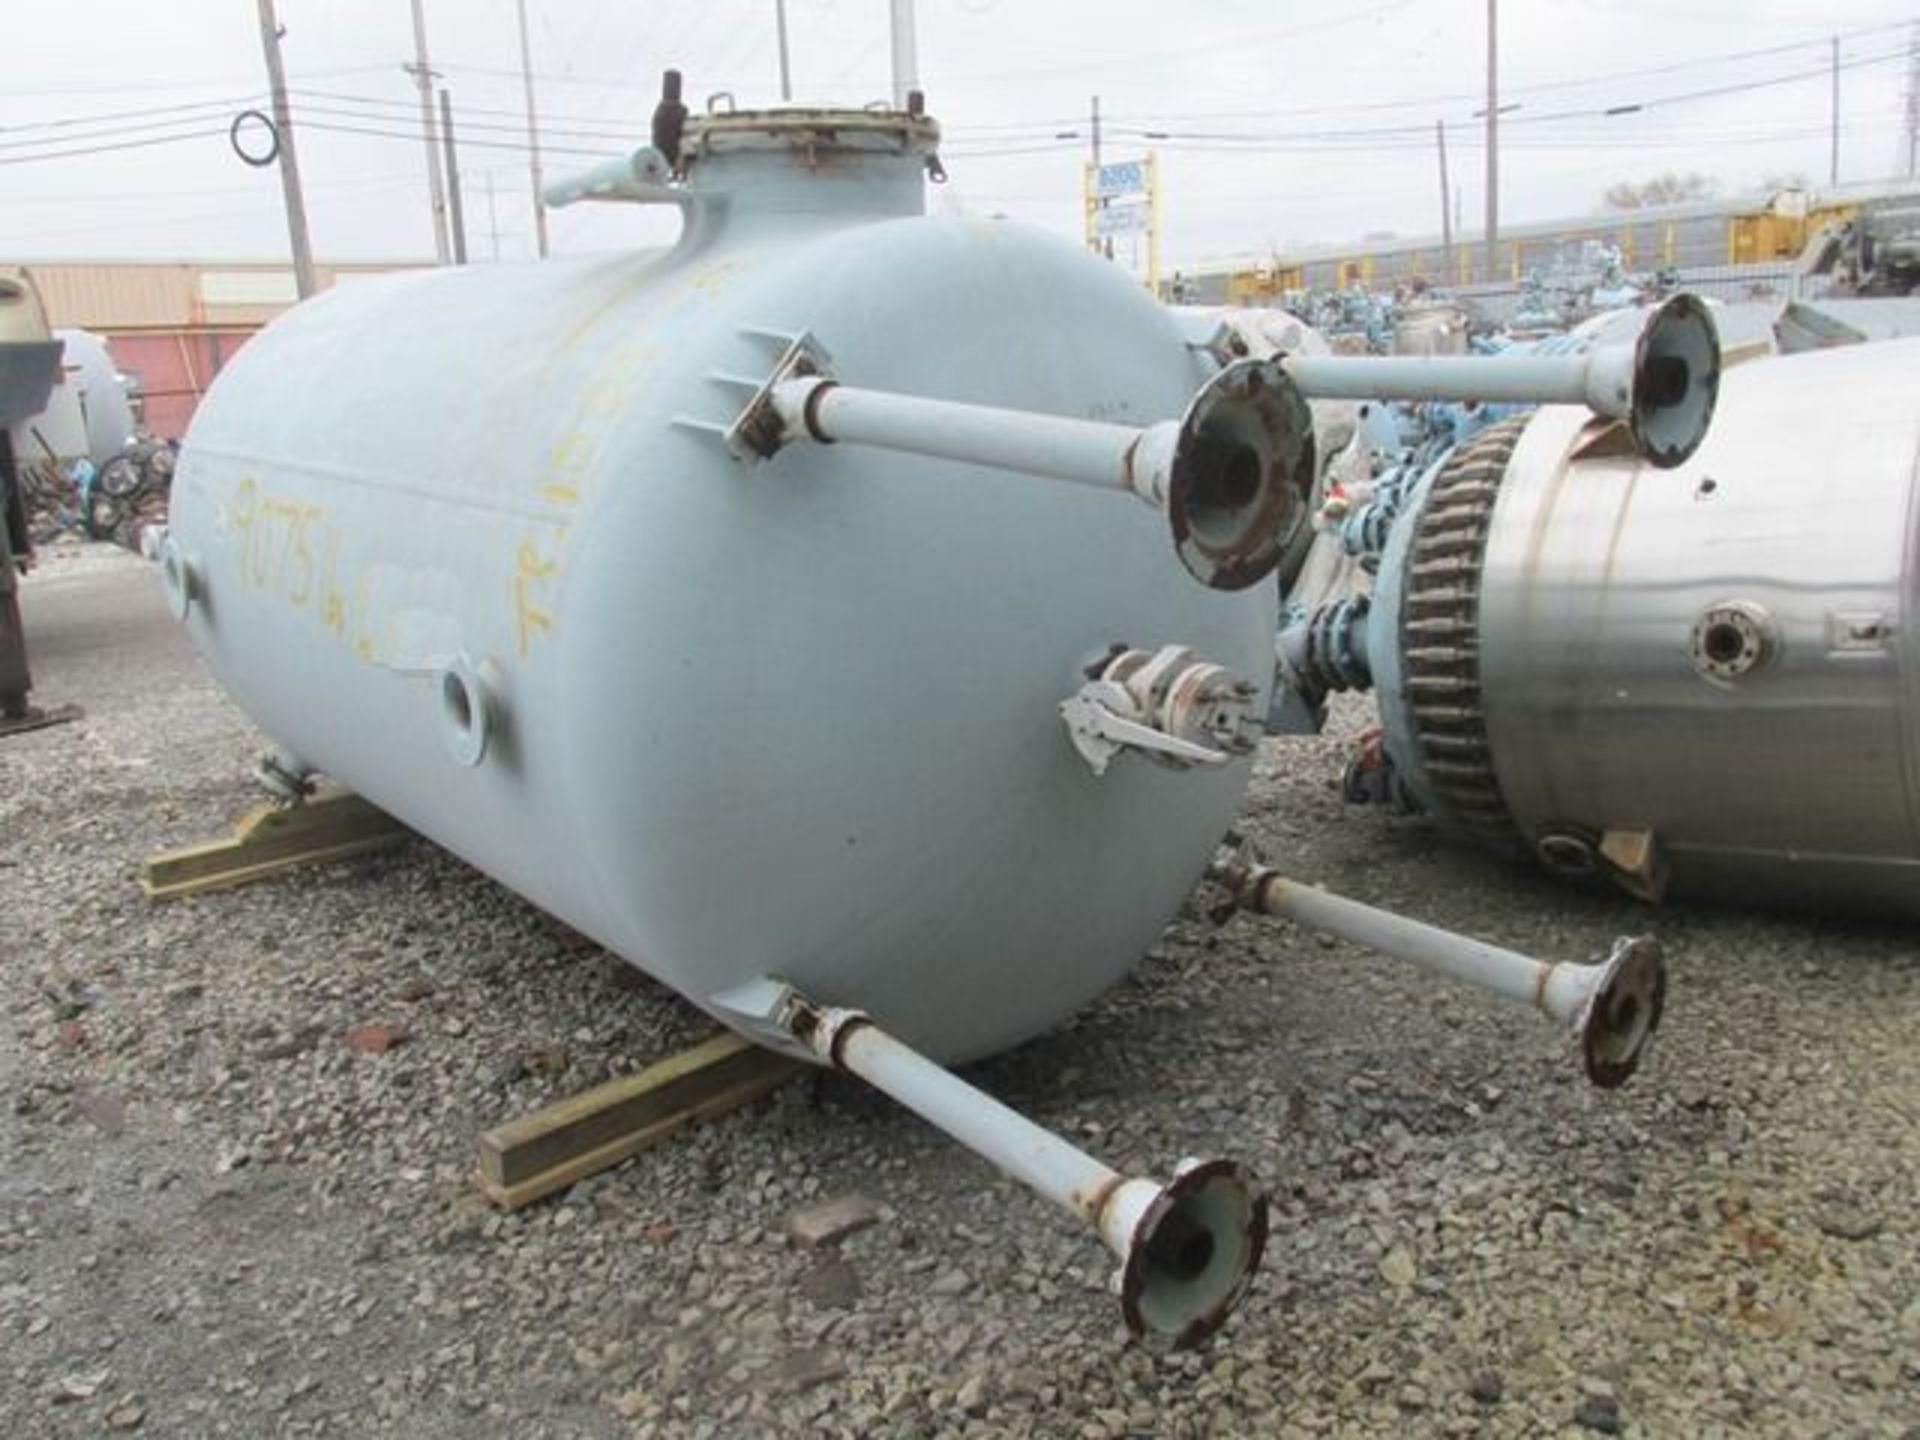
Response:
[3,0,1916,275]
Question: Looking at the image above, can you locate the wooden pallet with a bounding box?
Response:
[141,784,412,902]
[475,1032,803,1210]
[0,701,82,738]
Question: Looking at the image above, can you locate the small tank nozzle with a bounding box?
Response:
[751,351,1312,592]
[777,995,1268,1346]
[1215,862,1667,1087]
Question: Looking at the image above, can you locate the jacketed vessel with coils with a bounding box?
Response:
[158,79,1710,1346]
[1283,332,1920,917]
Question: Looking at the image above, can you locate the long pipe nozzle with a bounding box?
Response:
[1214,862,1665,1087]
[1278,294,1721,469]
[766,358,1314,592]
[784,997,1269,1347]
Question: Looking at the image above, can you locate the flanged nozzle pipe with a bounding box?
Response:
[784,995,1268,1347]
[763,358,1314,591]
[1276,294,1720,469]
[1214,863,1665,1087]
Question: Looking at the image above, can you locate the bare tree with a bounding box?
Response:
[1602,172,1720,209]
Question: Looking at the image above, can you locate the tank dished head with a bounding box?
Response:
[1165,359,1315,591]
[1629,293,1719,469]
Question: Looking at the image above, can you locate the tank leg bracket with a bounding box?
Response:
[0,700,83,738]
[1,553,81,737]
[473,1032,802,1210]
[139,783,412,902]
[720,329,832,463]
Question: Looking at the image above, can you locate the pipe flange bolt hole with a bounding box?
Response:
[1690,603,1774,682]
[1536,832,1598,875]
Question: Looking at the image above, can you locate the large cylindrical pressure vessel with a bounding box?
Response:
[1373,339,1920,915]
[167,110,1276,1061]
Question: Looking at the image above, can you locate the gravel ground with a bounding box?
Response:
[3,542,1917,1439]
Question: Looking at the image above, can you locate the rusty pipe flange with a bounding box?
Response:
[1116,1157,1269,1350]
[1164,359,1315,592]
[1628,293,1720,469]
[1576,935,1666,1088]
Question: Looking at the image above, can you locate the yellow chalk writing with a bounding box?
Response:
[509,340,659,653]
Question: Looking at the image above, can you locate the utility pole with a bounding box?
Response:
[514,0,549,259]
[775,0,793,101]
[407,0,451,263]
[1829,35,1840,187]
[888,0,918,109]
[1090,96,1109,258]
[439,89,467,264]
[254,0,316,299]
[1905,21,1920,179]
[1484,0,1499,285]
[1436,119,1453,279]
[484,171,502,261]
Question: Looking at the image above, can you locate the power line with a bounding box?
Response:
[0,112,235,154]
[293,117,623,161]
[0,93,263,134]
[944,140,1081,158]
[0,128,229,168]
[290,97,643,144]
[1101,48,1914,147]
[418,3,1414,97]
[72,34,1899,159]
[5,45,1905,174]
[7,15,1912,144]
[1100,18,1918,126]
[1145,122,1866,158]
[0,94,1072,168]
[0,63,390,99]
[287,87,1085,145]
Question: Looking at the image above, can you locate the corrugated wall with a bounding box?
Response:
[26,263,199,329]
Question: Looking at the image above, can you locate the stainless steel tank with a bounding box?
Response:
[1374,338,1920,914]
